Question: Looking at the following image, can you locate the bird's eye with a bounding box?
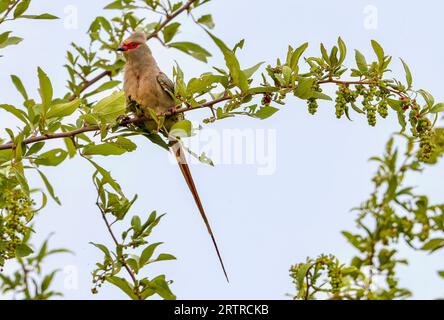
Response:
[130,43,138,48]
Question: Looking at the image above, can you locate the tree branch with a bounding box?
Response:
[0,77,406,151]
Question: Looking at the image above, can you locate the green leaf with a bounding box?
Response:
[92,91,125,122]
[0,149,13,164]
[421,238,444,253]
[27,142,45,156]
[47,99,80,119]
[34,149,68,166]
[0,104,28,124]
[37,67,53,114]
[107,276,138,300]
[205,30,249,92]
[83,143,127,156]
[294,77,315,99]
[371,40,384,66]
[311,91,332,101]
[400,58,413,89]
[10,75,28,100]
[430,103,444,114]
[0,35,22,48]
[438,271,444,278]
[20,13,59,19]
[254,106,279,119]
[355,50,368,73]
[169,42,211,62]
[90,242,111,259]
[144,133,169,151]
[114,137,137,152]
[155,253,177,262]
[84,80,121,98]
[242,62,264,79]
[13,0,30,18]
[397,111,407,133]
[131,215,142,232]
[337,37,347,65]
[162,22,180,43]
[37,169,61,205]
[16,243,33,257]
[139,242,163,266]
[418,89,434,108]
[290,42,308,70]
[170,120,192,137]
[150,275,176,300]
[104,0,124,9]
[187,74,227,94]
[197,14,215,29]
[87,158,122,195]
[41,271,58,292]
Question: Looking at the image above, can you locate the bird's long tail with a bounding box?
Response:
[171,141,229,282]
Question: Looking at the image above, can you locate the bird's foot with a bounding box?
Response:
[116,114,131,125]
[165,105,178,116]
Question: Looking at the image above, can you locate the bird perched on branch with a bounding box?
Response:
[117,32,229,282]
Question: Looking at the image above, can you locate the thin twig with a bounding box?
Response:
[93,183,141,299]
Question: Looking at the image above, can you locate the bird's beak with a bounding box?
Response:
[117,45,127,52]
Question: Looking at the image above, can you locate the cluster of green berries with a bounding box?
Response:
[0,188,34,267]
[327,262,343,295]
[335,84,358,119]
[307,98,319,115]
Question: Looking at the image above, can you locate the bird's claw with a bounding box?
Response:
[165,106,177,116]
[116,114,131,125]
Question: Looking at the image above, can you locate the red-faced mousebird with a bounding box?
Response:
[117,32,229,282]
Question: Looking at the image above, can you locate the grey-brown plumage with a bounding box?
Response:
[118,32,229,282]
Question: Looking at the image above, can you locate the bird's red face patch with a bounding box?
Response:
[117,42,141,52]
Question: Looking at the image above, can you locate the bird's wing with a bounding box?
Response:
[157,72,229,281]
[157,72,175,96]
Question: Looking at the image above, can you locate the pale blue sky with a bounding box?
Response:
[1,0,444,299]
